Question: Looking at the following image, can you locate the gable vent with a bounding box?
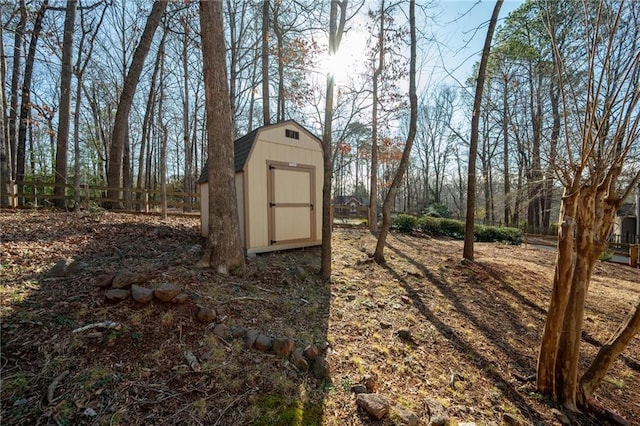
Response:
[285,129,300,140]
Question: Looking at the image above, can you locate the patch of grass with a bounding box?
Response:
[254,395,314,424]
[161,311,174,327]
[53,315,73,327]
[3,373,29,398]
[605,376,625,389]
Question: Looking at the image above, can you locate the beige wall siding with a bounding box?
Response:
[235,173,245,246]
[200,183,209,237]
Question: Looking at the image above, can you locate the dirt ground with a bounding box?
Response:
[1,210,638,425]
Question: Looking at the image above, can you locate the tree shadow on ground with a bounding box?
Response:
[0,210,330,425]
[384,242,547,423]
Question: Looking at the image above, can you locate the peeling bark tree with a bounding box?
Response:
[373,0,417,264]
[536,0,640,412]
[198,0,245,274]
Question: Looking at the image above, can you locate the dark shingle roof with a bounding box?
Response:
[196,127,259,184]
[197,120,320,184]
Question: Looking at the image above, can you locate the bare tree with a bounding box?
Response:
[536,0,640,411]
[198,0,245,273]
[105,0,166,209]
[320,0,348,280]
[17,0,48,205]
[372,0,417,264]
[53,0,77,209]
[462,0,503,261]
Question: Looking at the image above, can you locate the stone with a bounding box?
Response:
[550,409,570,426]
[49,259,72,277]
[397,329,413,342]
[502,413,525,426]
[350,384,367,394]
[390,404,419,426]
[172,293,189,304]
[244,329,259,348]
[426,398,449,426]
[291,348,309,372]
[213,324,230,339]
[272,338,296,357]
[458,423,477,426]
[131,285,153,303]
[112,272,145,289]
[303,344,320,359]
[196,306,216,323]
[254,334,272,352]
[356,393,391,420]
[363,375,379,393]
[380,321,393,329]
[310,357,330,380]
[154,283,182,302]
[105,289,130,302]
[230,327,247,339]
[94,273,116,288]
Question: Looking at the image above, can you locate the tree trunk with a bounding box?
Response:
[502,73,511,226]
[54,0,77,210]
[106,0,166,209]
[580,298,640,405]
[536,189,578,397]
[463,0,503,260]
[17,0,47,205]
[320,0,347,280]
[8,0,26,182]
[369,0,384,234]
[261,0,270,126]
[373,0,417,264]
[0,8,10,207]
[181,20,193,212]
[198,0,245,274]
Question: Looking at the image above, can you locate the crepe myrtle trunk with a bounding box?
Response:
[198,0,245,274]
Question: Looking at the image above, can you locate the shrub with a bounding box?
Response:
[439,218,465,238]
[393,214,418,233]
[417,215,440,235]
[474,225,523,245]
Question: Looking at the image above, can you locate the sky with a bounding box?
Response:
[328,0,525,92]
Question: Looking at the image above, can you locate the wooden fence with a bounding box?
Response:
[3,180,199,214]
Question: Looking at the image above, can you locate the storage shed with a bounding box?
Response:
[197,120,323,256]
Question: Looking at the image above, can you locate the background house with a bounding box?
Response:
[198,120,323,256]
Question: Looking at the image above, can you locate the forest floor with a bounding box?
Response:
[1,210,639,426]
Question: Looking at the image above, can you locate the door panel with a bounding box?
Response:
[268,163,315,245]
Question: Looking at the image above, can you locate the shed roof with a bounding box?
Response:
[197,120,321,184]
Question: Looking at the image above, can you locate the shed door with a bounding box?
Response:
[267,162,315,245]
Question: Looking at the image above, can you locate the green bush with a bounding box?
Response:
[417,215,440,235]
[393,214,418,233]
[439,218,465,238]
[474,225,523,245]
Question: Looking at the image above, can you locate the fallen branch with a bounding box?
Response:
[72,321,120,334]
[47,370,69,404]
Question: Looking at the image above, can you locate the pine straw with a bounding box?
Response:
[1,210,638,425]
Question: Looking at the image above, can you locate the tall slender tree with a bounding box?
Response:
[105,0,166,209]
[373,0,417,263]
[53,0,77,209]
[320,0,348,280]
[462,0,503,261]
